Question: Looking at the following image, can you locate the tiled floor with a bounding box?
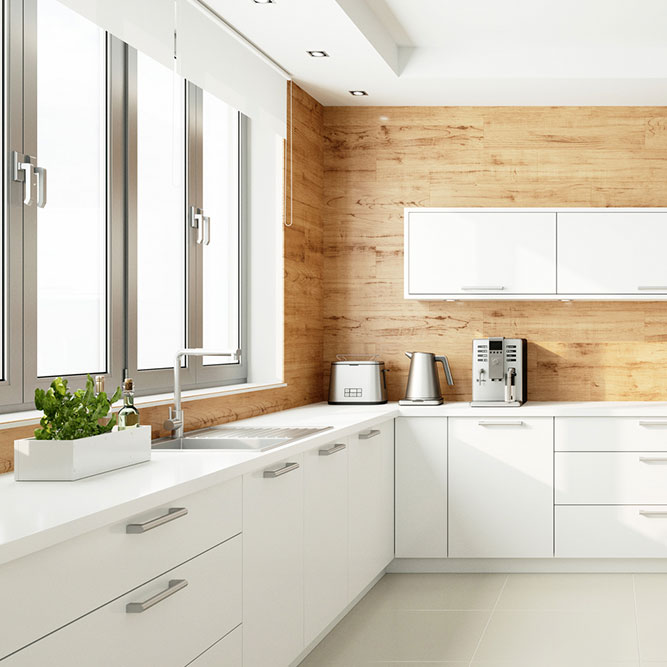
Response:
[299,572,667,666]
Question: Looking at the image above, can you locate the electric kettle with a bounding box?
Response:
[399,351,454,406]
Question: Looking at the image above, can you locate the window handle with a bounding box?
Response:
[35,166,47,208]
[190,206,204,244]
[12,151,36,206]
[202,215,211,246]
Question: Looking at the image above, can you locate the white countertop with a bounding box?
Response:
[3,399,667,567]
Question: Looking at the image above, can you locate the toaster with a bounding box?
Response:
[328,355,388,405]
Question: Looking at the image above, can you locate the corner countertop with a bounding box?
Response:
[3,399,667,567]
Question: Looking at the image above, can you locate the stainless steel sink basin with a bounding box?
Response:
[153,425,333,452]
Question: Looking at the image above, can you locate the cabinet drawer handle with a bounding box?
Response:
[319,443,346,456]
[263,461,299,478]
[638,286,667,291]
[639,420,667,427]
[478,420,524,426]
[639,510,667,518]
[461,286,504,291]
[359,429,380,440]
[126,507,188,534]
[126,579,188,613]
[639,457,667,464]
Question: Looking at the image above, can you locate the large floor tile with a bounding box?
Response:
[473,609,639,663]
[355,573,507,612]
[299,608,491,666]
[497,573,635,612]
[634,574,667,660]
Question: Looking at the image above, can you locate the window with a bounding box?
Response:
[1,0,247,410]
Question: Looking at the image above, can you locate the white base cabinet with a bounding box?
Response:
[348,421,394,601]
[395,417,448,558]
[303,437,349,646]
[188,626,242,667]
[449,417,554,558]
[243,455,304,667]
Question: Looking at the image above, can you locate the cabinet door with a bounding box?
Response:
[243,455,304,667]
[303,438,349,646]
[558,212,667,294]
[406,211,556,295]
[395,417,448,558]
[449,417,553,558]
[348,421,394,601]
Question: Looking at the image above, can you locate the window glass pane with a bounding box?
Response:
[36,0,106,377]
[201,91,239,366]
[136,52,185,370]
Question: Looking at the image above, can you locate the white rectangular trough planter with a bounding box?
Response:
[14,425,152,481]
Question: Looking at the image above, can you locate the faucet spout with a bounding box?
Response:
[164,348,241,439]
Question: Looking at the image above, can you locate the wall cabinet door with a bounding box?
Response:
[449,417,553,558]
[243,455,304,667]
[395,417,448,558]
[406,211,556,295]
[558,212,667,294]
[348,420,394,601]
[303,438,349,647]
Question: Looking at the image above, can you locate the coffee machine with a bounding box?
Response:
[471,337,527,406]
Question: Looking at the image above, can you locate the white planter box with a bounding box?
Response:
[14,425,152,481]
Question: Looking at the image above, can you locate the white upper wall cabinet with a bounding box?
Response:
[558,212,667,295]
[405,207,667,300]
[406,210,556,297]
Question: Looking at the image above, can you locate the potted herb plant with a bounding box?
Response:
[14,375,151,481]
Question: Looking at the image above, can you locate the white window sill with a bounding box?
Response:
[0,381,287,430]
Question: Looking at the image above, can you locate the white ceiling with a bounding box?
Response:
[205,0,667,105]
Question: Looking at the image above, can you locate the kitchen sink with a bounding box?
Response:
[153,425,333,452]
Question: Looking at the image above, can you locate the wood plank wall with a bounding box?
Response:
[0,83,324,473]
[322,106,667,402]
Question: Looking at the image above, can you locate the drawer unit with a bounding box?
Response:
[0,477,241,660]
[2,535,242,666]
[449,417,554,558]
[556,452,667,504]
[188,626,242,667]
[556,417,667,452]
[556,506,667,558]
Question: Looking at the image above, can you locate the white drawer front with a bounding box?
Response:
[556,417,667,452]
[556,506,667,558]
[3,535,242,667]
[188,626,242,667]
[0,477,241,660]
[556,452,667,504]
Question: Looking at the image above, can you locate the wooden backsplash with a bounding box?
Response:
[0,83,324,473]
[322,106,667,402]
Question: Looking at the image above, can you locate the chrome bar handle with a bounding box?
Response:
[263,461,299,478]
[319,443,346,456]
[478,420,524,426]
[639,420,667,426]
[639,457,667,464]
[359,429,380,440]
[35,166,47,208]
[461,286,504,291]
[638,286,667,291]
[639,510,667,518]
[126,507,188,534]
[126,579,188,613]
[202,215,211,246]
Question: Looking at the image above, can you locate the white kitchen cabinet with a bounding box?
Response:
[243,455,304,667]
[558,212,667,294]
[348,420,394,601]
[188,626,242,667]
[449,417,554,558]
[2,536,242,667]
[405,210,556,297]
[303,437,349,646]
[395,417,448,558]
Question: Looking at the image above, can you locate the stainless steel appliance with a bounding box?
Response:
[471,337,527,406]
[328,355,388,405]
[399,351,454,406]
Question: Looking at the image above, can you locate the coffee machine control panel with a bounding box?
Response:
[472,337,526,406]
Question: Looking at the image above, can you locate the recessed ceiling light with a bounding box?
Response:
[307,50,329,58]
[349,90,368,96]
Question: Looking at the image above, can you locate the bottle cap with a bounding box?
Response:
[94,376,105,394]
[123,378,134,391]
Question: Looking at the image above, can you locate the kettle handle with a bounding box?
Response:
[435,355,454,385]
[405,352,413,359]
